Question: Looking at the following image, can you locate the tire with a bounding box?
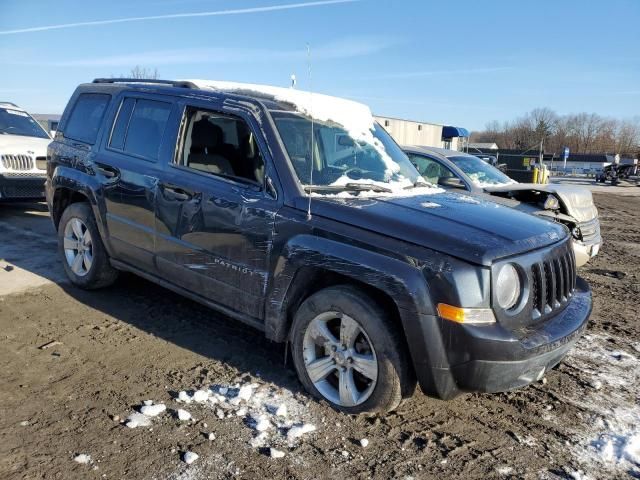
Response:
[58,202,118,289]
[290,285,414,414]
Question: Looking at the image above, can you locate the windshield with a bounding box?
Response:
[448,155,515,186]
[0,108,50,139]
[271,111,425,192]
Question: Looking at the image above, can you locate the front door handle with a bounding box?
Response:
[95,163,120,179]
[161,184,193,201]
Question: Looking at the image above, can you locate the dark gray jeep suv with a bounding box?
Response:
[46,79,592,414]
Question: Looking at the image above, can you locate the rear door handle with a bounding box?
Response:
[95,163,120,179]
[161,184,193,201]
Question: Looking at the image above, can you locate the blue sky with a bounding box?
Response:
[1,0,638,130]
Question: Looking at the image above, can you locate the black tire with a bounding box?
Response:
[290,285,414,414]
[58,202,118,289]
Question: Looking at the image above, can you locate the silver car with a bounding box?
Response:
[404,146,602,267]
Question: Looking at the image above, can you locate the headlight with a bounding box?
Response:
[496,263,521,310]
[543,195,560,210]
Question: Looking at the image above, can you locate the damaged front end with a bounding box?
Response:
[484,184,602,267]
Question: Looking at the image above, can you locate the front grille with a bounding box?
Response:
[530,247,576,320]
[578,217,600,244]
[1,154,34,171]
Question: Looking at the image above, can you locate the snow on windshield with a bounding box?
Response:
[450,155,516,188]
[189,80,442,197]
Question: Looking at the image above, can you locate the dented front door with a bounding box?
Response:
[155,171,277,319]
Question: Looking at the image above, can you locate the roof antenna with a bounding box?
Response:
[306,43,314,221]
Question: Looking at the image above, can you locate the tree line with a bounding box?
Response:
[471,108,640,156]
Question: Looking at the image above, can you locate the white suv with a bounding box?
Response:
[0,102,50,200]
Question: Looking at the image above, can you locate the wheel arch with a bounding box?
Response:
[49,168,110,251]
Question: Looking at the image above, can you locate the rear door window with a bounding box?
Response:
[109,97,172,161]
[64,93,111,144]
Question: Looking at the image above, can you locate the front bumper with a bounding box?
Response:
[573,239,601,267]
[413,277,592,398]
[0,173,46,200]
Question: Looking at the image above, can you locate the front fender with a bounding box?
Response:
[264,234,461,399]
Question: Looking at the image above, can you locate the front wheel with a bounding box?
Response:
[58,202,118,289]
[290,286,414,414]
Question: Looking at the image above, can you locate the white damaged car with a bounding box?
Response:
[0,102,50,201]
[404,146,601,267]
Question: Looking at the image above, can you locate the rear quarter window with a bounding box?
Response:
[64,93,111,144]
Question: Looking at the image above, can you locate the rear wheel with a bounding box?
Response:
[291,285,413,414]
[58,202,118,289]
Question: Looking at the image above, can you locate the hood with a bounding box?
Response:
[308,192,568,266]
[484,183,598,223]
[0,134,51,156]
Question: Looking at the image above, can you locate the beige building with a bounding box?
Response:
[375,115,469,151]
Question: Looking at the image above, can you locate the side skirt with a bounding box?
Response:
[110,259,267,334]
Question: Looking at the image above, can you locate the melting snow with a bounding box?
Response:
[183,451,199,465]
[177,409,192,421]
[140,403,167,417]
[126,412,152,428]
[192,390,209,403]
[190,80,399,175]
[73,454,91,464]
[555,333,640,477]
[269,448,285,459]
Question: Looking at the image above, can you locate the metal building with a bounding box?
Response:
[375,115,469,150]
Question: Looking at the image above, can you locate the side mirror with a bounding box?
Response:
[438,177,465,189]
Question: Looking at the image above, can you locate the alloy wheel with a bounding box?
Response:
[63,217,93,277]
[302,311,378,407]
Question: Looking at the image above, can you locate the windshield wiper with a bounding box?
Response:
[304,182,392,193]
[403,180,433,189]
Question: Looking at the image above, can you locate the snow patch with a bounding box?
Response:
[73,454,91,465]
[126,412,152,428]
[556,333,640,477]
[286,423,317,443]
[269,448,285,459]
[140,403,166,417]
[177,409,192,421]
[183,451,199,465]
[192,390,209,403]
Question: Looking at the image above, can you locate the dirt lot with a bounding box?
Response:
[1,193,639,480]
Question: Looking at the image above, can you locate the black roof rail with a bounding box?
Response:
[92,78,197,89]
[0,101,20,107]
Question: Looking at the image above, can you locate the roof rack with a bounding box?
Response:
[92,78,197,89]
[0,101,20,107]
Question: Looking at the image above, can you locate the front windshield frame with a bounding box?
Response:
[269,110,424,193]
[448,154,514,187]
[0,108,50,139]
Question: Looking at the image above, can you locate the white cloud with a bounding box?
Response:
[0,0,360,35]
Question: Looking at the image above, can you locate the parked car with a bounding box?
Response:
[0,102,50,201]
[595,163,636,185]
[404,146,602,267]
[46,79,592,414]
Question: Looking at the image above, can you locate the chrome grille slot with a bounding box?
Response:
[1,154,34,171]
[530,248,576,320]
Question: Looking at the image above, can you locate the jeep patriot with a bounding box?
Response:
[46,79,592,414]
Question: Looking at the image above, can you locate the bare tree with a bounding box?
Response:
[472,108,640,157]
[128,66,159,79]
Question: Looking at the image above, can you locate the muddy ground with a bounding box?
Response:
[1,192,639,480]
